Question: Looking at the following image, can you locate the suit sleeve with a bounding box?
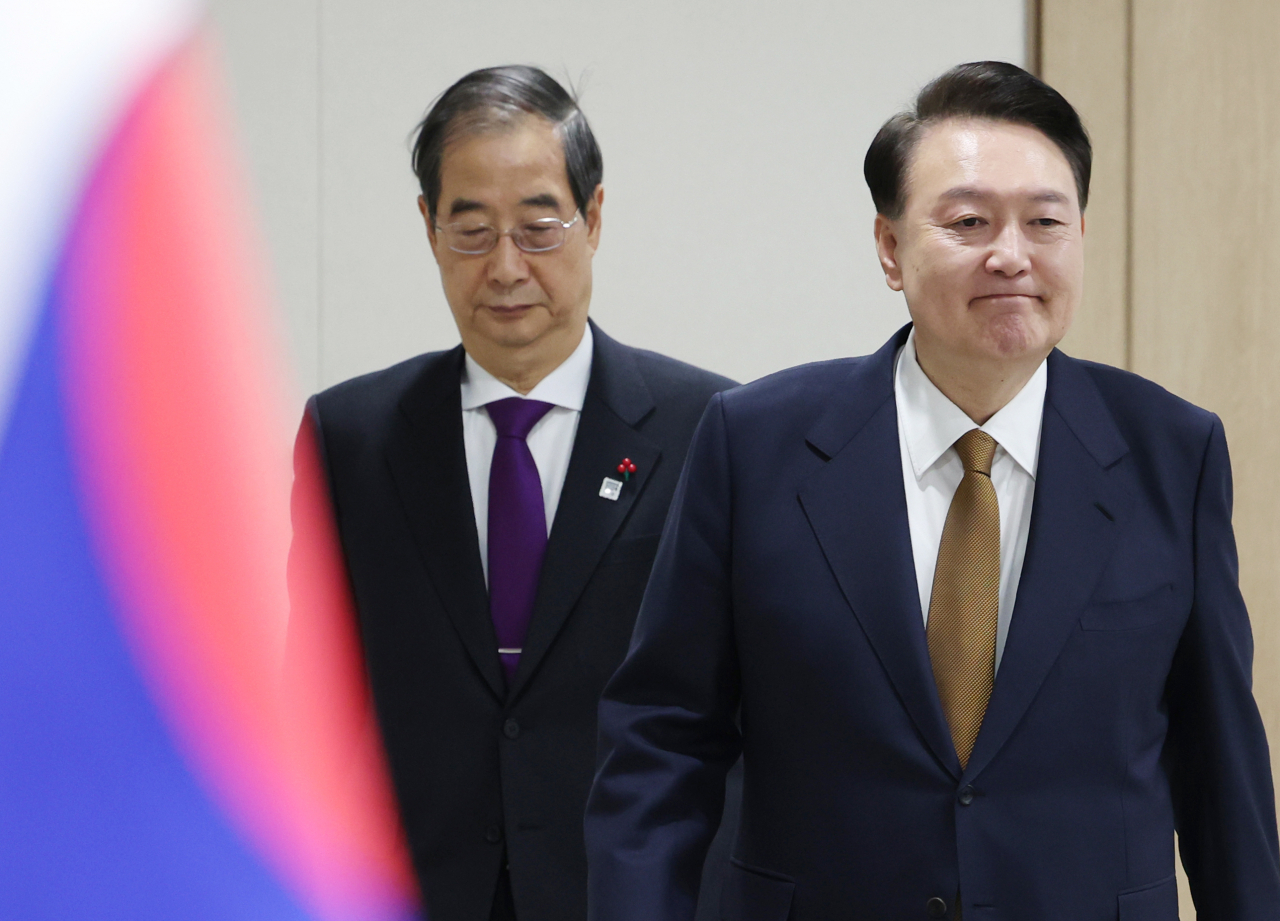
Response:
[586,393,742,921]
[284,398,356,674]
[1165,414,1280,917]
[287,398,332,619]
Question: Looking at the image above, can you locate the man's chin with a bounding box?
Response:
[982,315,1059,361]
[476,312,547,346]
[463,308,587,364]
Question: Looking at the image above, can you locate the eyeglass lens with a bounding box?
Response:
[442,218,571,254]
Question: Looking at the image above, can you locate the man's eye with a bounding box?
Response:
[522,224,555,237]
[956,217,982,228]
[458,226,490,237]
[1033,218,1061,227]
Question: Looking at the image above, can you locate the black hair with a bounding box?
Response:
[410,65,602,220]
[864,61,1091,218]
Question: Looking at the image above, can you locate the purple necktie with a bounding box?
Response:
[486,397,555,684]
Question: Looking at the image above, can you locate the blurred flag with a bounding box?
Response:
[0,2,421,919]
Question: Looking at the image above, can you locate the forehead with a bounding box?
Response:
[904,118,1077,210]
[437,116,571,212]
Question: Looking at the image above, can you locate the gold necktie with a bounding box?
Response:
[927,429,999,769]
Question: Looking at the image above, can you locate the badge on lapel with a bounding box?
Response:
[599,457,638,501]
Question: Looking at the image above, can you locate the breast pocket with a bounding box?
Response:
[1080,582,1178,631]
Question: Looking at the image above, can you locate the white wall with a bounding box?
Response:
[208,1,1025,397]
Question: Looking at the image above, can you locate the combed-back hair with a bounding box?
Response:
[411,65,602,220]
[864,61,1091,218]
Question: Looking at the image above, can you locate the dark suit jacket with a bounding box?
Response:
[586,325,1280,921]
[303,322,737,921]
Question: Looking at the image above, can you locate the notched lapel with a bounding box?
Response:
[798,328,961,777]
[509,327,659,699]
[965,353,1131,780]
[385,349,505,699]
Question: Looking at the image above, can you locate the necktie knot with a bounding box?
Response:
[487,397,554,440]
[954,429,997,476]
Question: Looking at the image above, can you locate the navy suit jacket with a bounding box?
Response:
[301,322,738,921]
[586,326,1280,921]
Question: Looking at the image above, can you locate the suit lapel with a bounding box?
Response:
[798,327,962,776]
[509,325,660,700]
[964,351,1131,780]
[385,347,505,699]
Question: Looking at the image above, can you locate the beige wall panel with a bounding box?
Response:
[1130,0,1280,911]
[1040,0,1129,368]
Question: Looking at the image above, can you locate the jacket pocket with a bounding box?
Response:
[1080,583,1176,631]
[1117,873,1178,921]
[721,860,795,921]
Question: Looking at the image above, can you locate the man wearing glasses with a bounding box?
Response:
[296,66,736,921]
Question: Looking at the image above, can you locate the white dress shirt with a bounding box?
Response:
[460,324,594,585]
[894,328,1047,671]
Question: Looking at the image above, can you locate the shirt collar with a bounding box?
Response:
[895,326,1046,480]
[460,323,594,412]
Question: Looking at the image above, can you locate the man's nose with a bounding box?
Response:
[487,235,531,288]
[986,223,1030,276]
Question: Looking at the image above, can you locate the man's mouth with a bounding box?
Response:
[973,293,1040,305]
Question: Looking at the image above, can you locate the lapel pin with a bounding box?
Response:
[600,458,636,502]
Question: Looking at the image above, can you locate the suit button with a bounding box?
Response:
[926,896,948,918]
[485,825,502,843]
[503,718,520,739]
[958,785,975,805]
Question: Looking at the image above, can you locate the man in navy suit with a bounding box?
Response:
[297,67,737,921]
[585,62,1280,920]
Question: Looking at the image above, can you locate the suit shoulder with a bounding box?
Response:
[1070,356,1219,438]
[622,344,738,404]
[310,349,453,430]
[720,356,865,419]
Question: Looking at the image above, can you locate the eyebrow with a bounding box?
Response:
[446,193,562,216]
[520,193,561,209]
[940,187,1070,204]
[446,198,486,216]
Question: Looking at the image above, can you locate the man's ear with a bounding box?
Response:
[874,213,905,292]
[419,195,442,264]
[585,183,604,254]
